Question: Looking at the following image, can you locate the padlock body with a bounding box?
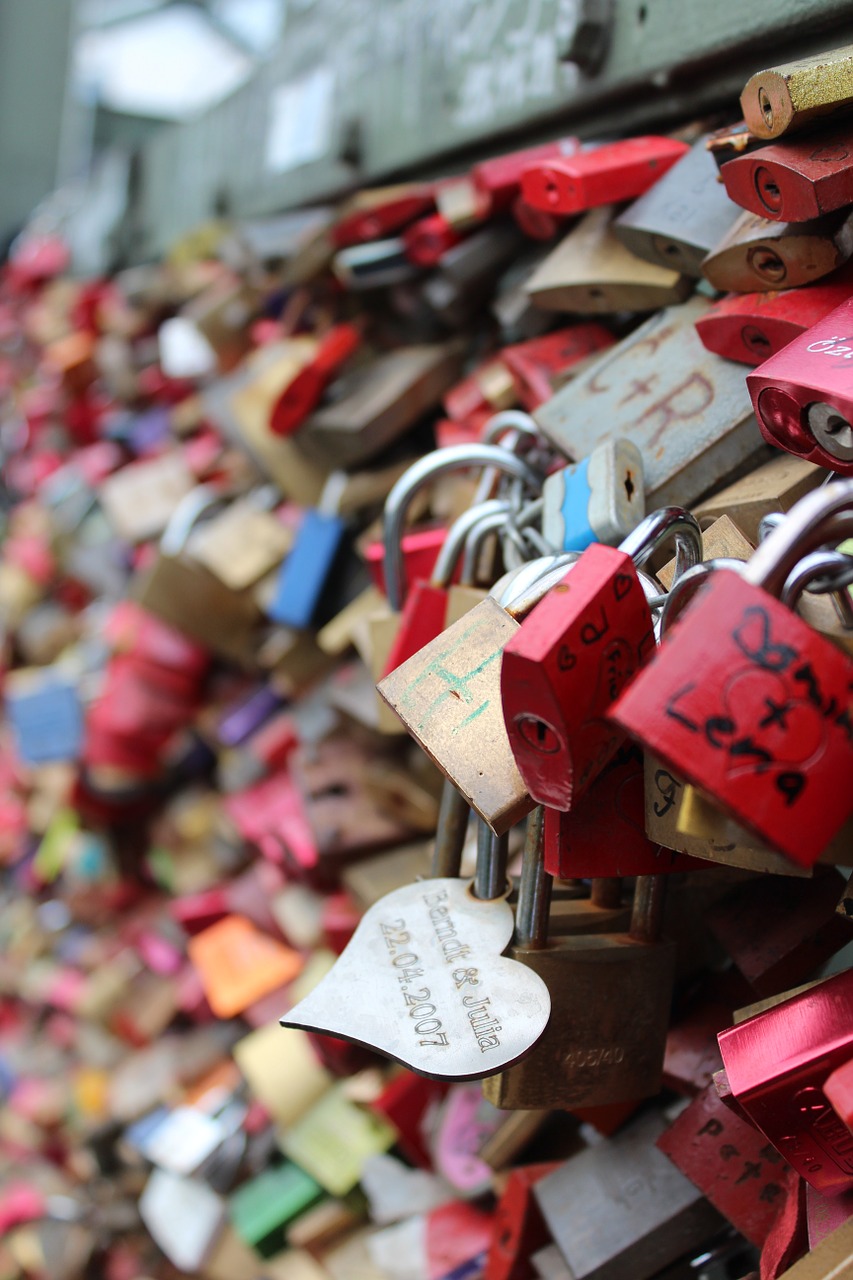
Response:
[721,128,853,222]
[501,324,614,410]
[481,932,676,1110]
[610,569,853,866]
[614,136,741,278]
[695,268,853,366]
[382,580,450,677]
[521,137,689,216]
[747,294,853,471]
[544,745,707,878]
[502,546,655,811]
[473,138,580,211]
[268,510,346,629]
[701,208,853,293]
[718,967,853,1193]
[541,439,645,552]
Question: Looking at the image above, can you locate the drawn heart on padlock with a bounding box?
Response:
[718,666,828,778]
[280,878,551,1081]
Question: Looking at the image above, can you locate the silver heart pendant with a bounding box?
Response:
[280,878,551,1080]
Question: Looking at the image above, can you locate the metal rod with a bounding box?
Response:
[431,781,470,878]
[515,807,551,948]
[474,820,508,901]
[630,875,667,943]
[591,877,622,910]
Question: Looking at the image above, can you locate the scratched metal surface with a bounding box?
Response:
[136,0,853,257]
[533,295,766,508]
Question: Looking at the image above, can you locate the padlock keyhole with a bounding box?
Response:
[516,714,560,754]
[624,471,635,502]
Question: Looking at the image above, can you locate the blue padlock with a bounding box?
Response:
[267,474,349,630]
[542,438,645,552]
[5,668,83,765]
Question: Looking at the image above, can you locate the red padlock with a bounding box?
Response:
[543,743,708,878]
[717,967,853,1194]
[824,1058,853,1136]
[331,186,435,247]
[511,195,567,241]
[403,213,464,267]
[657,1082,795,1247]
[721,125,853,222]
[501,508,701,811]
[747,295,853,471]
[694,267,853,366]
[520,137,689,217]
[609,483,853,866]
[485,1162,560,1280]
[501,325,614,410]
[269,323,362,436]
[472,138,581,213]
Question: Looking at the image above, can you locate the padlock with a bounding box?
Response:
[293,341,465,469]
[484,1161,560,1280]
[693,267,853,366]
[500,325,615,410]
[403,214,464,268]
[483,827,676,1112]
[545,743,707,879]
[534,296,765,509]
[534,1109,726,1280]
[542,438,645,553]
[511,195,567,241]
[472,138,581,214]
[482,794,676,1111]
[740,45,853,140]
[614,135,742,278]
[720,124,853,222]
[701,207,853,292]
[331,183,435,247]
[609,481,853,866]
[268,323,362,437]
[520,137,689,217]
[525,206,692,313]
[228,1160,325,1257]
[444,360,518,425]
[501,506,701,811]
[378,554,576,834]
[717,967,853,1194]
[422,224,527,328]
[187,492,291,593]
[266,474,350,630]
[705,866,851,997]
[657,1081,795,1247]
[747,295,853,471]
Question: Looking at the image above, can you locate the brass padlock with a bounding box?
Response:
[702,207,853,293]
[482,809,676,1110]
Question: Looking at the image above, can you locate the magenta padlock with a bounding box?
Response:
[609,482,853,867]
[748,294,853,471]
[501,507,701,811]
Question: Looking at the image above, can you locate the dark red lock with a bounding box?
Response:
[501,509,700,811]
[331,186,435,247]
[485,1163,560,1280]
[609,485,853,866]
[501,325,614,410]
[721,125,853,223]
[520,136,689,217]
[542,743,708,878]
[269,323,362,436]
[472,138,580,213]
[694,267,853,366]
[718,967,853,1194]
[403,214,464,267]
[825,1059,853,1138]
[748,293,853,470]
[370,1070,449,1170]
[510,196,566,241]
[657,1082,795,1247]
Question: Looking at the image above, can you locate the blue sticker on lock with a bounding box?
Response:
[546,458,596,552]
[5,672,83,765]
[267,509,347,629]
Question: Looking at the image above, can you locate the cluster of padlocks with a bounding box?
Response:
[4,37,853,1280]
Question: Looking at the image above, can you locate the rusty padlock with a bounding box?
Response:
[720,123,853,222]
[701,207,853,292]
[740,45,853,140]
[501,506,701,811]
[609,481,853,867]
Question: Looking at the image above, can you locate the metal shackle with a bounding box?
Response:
[618,506,703,580]
[382,444,541,612]
[743,478,853,595]
[160,484,227,556]
[431,498,512,588]
[658,558,747,636]
[780,548,853,607]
